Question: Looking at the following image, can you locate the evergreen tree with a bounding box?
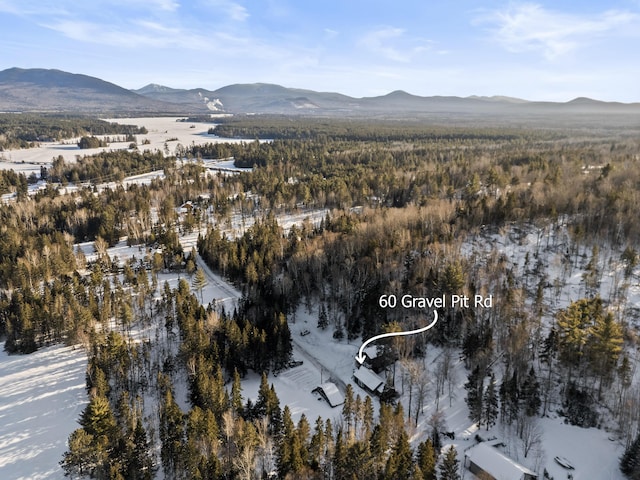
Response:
[482,373,499,430]
[125,418,154,480]
[231,368,244,417]
[362,395,375,441]
[296,414,311,468]
[333,428,348,480]
[345,440,376,479]
[309,416,326,471]
[438,445,461,480]
[317,303,328,330]
[620,431,640,479]
[520,366,541,417]
[499,369,520,424]
[159,390,185,476]
[255,371,271,419]
[416,438,436,480]
[464,365,484,424]
[342,384,355,441]
[277,405,302,477]
[192,268,208,303]
[384,430,413,480]
[80,395,118,441]
[61,395,121,478]
[589,311,623,389]
[60,429,98,477]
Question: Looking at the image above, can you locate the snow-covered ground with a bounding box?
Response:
[0,116,252,176]
[1,190,636,478]
[0,344,87,480]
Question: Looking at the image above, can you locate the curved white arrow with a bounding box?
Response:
[355,311,438,365]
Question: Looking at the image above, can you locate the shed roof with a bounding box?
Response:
[315,382,344,407]
[465,442,537,480]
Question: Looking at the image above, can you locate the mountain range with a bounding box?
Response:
[1,67,639,124]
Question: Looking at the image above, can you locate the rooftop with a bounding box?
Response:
[313,382,344,407]
[353,366,385,393]
[465,442,537,480]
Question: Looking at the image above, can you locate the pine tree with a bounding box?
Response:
[192,268,208,303]
[416,438,436,480]
[255,371,271,418]
[345,440,376,479]
[439,445,461,480]
[60,428,98,477]
[589,311,623,390]
[81,395,117,440]
[556,297,601,376]
[159,390,185,476]
[362,395,375,440]
[384,430,413,480]
[333,428,348,480]
[464,365,484,424]
[309,416,326,471]
[126,418,154,479]
[342,384,355,442]
[231,368,244,417]
[483,373,499,430]
[317,303,328,330]
[499,369,520,424]
[520,366,541,417]
[296,414,311,468]
[277,405,302,477]
[620,431,640,479]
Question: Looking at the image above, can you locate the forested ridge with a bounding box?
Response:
[0,115,639,479]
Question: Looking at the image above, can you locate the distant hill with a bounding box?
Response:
[134,82,355,113]
[2,68,640,125]
[0,68,192,113]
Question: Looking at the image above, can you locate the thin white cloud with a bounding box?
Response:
[93,0,180,12]
[0,0,70,15]
[476,3,639,59]
[154,0,180,11]
[359,27,433,63]
[44,19,209,49]
[203,0,249,22]
[323,28,339,39]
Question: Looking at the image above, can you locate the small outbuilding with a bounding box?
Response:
[352,366,385,395]
[464,442,538,480]
[312,382,344,408]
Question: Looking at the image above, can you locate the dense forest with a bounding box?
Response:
[1,114,639,479]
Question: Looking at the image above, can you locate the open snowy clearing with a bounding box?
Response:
[0,116,252,176]
[0,344,87,480]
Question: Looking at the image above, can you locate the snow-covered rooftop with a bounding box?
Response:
[314,382,344,407]
[353,366,385,393]
[465,442,537,480]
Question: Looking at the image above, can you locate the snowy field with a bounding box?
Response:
[0,116,251,176]
[0,345,87,480]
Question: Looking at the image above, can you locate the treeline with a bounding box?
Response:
[0,113,146,150]
[48,149,173,184]
[211,114,538,142]
[0,169,28,195]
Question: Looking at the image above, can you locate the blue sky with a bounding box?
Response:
[1,0,639,101]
